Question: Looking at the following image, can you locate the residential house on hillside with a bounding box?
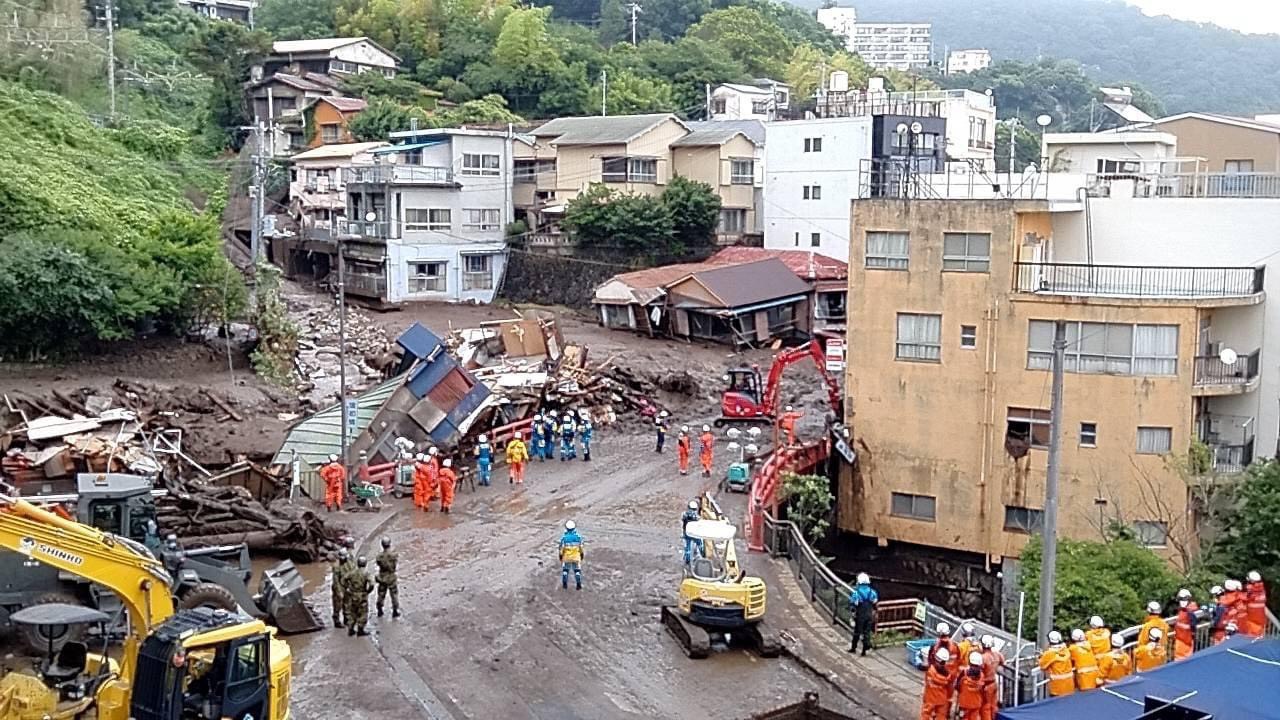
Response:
[709,80,792,122]
[279,141,387,278]
[665,258,812,346]
[593,261,720,335]
[338,128,520,305]
[1146,112,1280,174]
[1042,130,1177,175]
[671,120,765,245]
[307,96,368,147]
[709,247,848,332]
[176,0,255,23]
[247,72,343,155]
[258,38,399,79]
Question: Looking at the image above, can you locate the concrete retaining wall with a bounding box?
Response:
[499,250,630,309]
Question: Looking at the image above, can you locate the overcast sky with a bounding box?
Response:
[1126,0,1280,35]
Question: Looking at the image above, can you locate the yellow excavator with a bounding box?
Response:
[661,493,780,659]
[0,494,292,720]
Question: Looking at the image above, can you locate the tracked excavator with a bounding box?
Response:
[0,494,293,720]
[661,493,780,660]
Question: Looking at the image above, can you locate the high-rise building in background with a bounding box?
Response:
[946,48,992,75]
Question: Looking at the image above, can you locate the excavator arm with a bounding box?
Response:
[0,495,175,683]
[760,339,843,419]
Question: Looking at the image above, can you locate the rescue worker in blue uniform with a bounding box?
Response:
[474,434,494,486]
[681,500,702,565]
[654,410,670,453]
[578,409,593,461]
[542,413,559,460]
[560,411,577,460]
[532,414,549,462]
[559,520,584,590]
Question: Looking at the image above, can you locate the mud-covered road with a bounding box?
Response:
[288,427,911,720]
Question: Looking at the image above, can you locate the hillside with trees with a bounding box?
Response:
[817,0,1280,115]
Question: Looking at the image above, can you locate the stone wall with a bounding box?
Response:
[499,249,630,309]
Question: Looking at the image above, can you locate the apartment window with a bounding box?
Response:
[766,303,796,333]
[942,232,991,272]
[408,262,445,292]
[404,208,450,232]
[1133,521,1169,547]
[818,291,845,320]
[462,153,501,176]
[462,254,494,290]
[960,325,977,349]
[718,208,746,234]
[1027,321,1178,376]
[865,231,909,269]
[1007,407,1051,450]
[804,137,823,152]
[712,99,726,114]
[1097,159,1140,175]
[810,232,821,248]
[969,117,988,145]
[730,158,755,185]
[320,123,341,144]
[462,209,501,231]
[1080,422,1098,447]
[1136,426,1172,455]
[1225,159,1254,174]
[895,313,941,362]
[752,100,770,114]
[513,159,537,181]
[602,156,627,182]
[802,185,822,200]
[329,59,357,74]
[629,158,657,183]
[890,492,936,522]
[1004,506,1044,534]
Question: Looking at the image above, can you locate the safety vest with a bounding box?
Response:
[1135,642,1166,671]
[1246,581,1268,635]
[1038,646,1075,697]
[1086,628,1111,658]
[1174,603,1198,643]
[1069,642,1100,690]
[957,671,986,710]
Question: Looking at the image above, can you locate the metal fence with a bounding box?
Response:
[1013,262,1265,299]
[1193,350,1260,387]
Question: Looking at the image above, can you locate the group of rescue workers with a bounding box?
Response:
[654,410,718,478]
[329,536,401,637]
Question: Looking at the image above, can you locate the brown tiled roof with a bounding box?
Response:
[319,96,367,113]
[709,247,847,281]
[668,258,812,308]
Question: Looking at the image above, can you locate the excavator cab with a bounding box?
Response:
[131,607,291,720]
[720,366,764,422]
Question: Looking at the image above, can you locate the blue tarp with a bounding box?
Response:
[998,637,1280,720]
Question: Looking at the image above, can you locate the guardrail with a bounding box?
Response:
[1194,349,1260,386]
[343,165,454,185]
[1013,262,1264,299]
[1088,171,1280,199]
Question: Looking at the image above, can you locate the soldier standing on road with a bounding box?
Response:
[330,549,349,629]
[375,537,400,618]
[345,556,375,636]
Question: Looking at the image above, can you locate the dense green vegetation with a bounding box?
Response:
[827,0,1280,115]
[563,177,721,257]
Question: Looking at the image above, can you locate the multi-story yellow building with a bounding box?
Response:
[841,198,1264,565]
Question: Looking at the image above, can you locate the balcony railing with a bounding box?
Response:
[1194,350,1260,387]
[342,272,388,299]
[335,218,398,240]
[1210,436,1255,474]
[1013,263,1265,299]
[1087,171,1280,199]
[343,165,454,185]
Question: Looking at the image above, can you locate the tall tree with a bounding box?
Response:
[594,69,675,114]
[637,36,748,112]
[564,183,675,255]
[661,175,720,253]
[688,6,792,78]
[256,0,340,39]
[784,46,871,109]
[185,22,271,149]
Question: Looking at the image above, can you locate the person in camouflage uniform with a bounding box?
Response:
[344,556,375,636]
[375,537,400,618]
[330,548,349,628]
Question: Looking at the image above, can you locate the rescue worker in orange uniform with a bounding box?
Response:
[438,458,457,513]
[1245,571,1268,636]
[979,635,1004,720]
[1135,627,1167,671]
[1138,601,1169,647]
[1209,584,1230,645]
[956,652,987,720]
[412,453,432,511]
[676,426,691,475]
[1228,579,1249,635]
[1173,589,1198,659]
[1086,615,1111,658]
[698,424,714,478]
[927,622,959,670]
[1097,633,1132,685]
[1069,629,1100,691]
[320,454,346,512]
[779,405,803,445]
[506,431,529,484]
[920,646,957,720]
[1038,631,1075,697]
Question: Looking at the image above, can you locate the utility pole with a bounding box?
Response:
[1036,319,1067,645]
[100,0,117,117]
[338,235,349,476]
[601,70,607,116]
[627,2,642,45]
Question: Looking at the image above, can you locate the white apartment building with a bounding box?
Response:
[762,117,872,262]
[849,22,932,71]
[816,6,858,39]
[709,80,791,121]
[1042,131,1177,174]
[288,141,388,241]
[946,49,991,75]
[341,128,516,305]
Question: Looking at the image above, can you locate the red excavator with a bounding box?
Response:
[715,337,843,427]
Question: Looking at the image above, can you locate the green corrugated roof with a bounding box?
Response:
[271,375,404,469]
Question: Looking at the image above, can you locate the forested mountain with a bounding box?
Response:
[804,0,1280,114]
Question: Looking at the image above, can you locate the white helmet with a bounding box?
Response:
[1148,627,1163,641]
[442,459,452,468]
[579,409,588,418]
[702,424,710,432]
[1210,585,1224,596]
[936,647,951,663]
[688,500,698,510]
[564,412,572,419]
[1226,622,1238,635]
[428,447,438,456]
[968,651,984,667]
[478,434,488,443]
[936,622,951,636]
[1070,629,1085,643]
[534,413,542,421]
[1090,615,1104,629]
[660,410,669,417]
[856,572,870,585]
[1225,579,1242,592]
[786,405,793,412]
[1047,631,1063,645]
[565,520,575,530]
[328,454,339,462]
[415,453,425,461]
[681,425,689,433]
[1248,570,1262,583]
[1177,588,1192,601]
[980,634,994,649]
[1148,601,1162,614]
[960,622,975,637]
[1111,634,1125,649]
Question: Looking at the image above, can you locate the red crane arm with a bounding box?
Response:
[760,339,843,418]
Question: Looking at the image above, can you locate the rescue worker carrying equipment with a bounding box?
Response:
[1038,631,1075,697]
[928,622,958,669]
[654,411,670,452]
[321,454,346,512]
[1138,600,1169,647]
[1069,629,1099,691]
[1097,633,1131,685]
[848,572,878,656]
[921,645,957,720]
[559,520,584,590]
[1173,589,1198,659]
[1086,615,1111,658]
[560,412,577,460]
[699,425,714,478]
[579,409,593,461]
[438,459,457,513]
[506,432,529,484]
[1135,627,1167,671]
[676,426,691,475]
[474,435,494,486]
[375,536,400,618]
[979,635,1004,720]
[956,652,987,720]
[1245,571,1267,636]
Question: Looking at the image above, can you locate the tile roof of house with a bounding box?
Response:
[272,37,368,54]
[259,72,333,92]
[671,120,766,147]
[716,82,773,96]
[709,247,847,281]
[304,72,342,88]
[669,258,812,308]
[290,141,388,161]
[610,261,728,290]
[531,114,684,145]
[1153,112,1280,135]
[319,96,367,112]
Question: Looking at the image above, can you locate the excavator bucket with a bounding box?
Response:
[258,560,324,634]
